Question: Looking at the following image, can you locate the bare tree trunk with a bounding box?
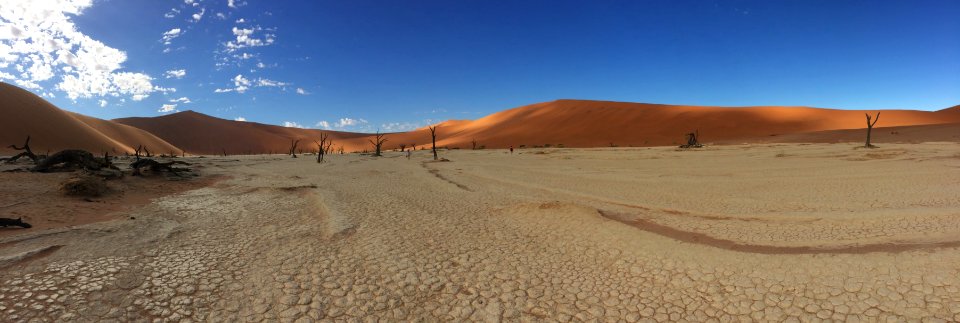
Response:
[289,139,301,158]
[315,132,331,163]
[429,126,438,160]
[368,131,388,157]
[865,111,880,148]
[679,130,703,148]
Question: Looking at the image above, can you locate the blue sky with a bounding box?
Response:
[2,0,958,132]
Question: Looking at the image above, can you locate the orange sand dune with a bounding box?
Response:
[115,111,371,155]
[4,80,957,155]
[121,99,960,155]
[0,82,179,156]
[425,100,960,149]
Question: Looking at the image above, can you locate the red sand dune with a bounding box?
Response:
[114,111,371,155]
[0,82,179,156]
[117,100,959,155]
[3,81,958,156]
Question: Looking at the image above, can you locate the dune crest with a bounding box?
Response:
[0,82,178,155]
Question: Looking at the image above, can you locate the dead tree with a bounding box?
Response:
[315,132,332,163]
[130,159,191,177]
[679,130,703,148]
[289,139,301,158]
[4,136,39,163]
[143,146,151,157]
[368,130,388,157]
[864,111,880,148]
[32,149,111,172]
[429,125,438,160]
[134,145,144,161]
[471,139,477,150]
[399,144,407,152]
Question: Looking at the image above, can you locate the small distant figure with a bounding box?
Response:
[406,150,412,159]
[509,145,514,154]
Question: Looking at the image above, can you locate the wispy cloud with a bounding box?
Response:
[215,74,289,93]
[224,26,275,52]
[164,69,187,79]
[234,116,247,121]
[161,28,182,45]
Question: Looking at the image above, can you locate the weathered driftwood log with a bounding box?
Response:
[0,217,31,228]
[130,159,191,176]
[32,149,110,172]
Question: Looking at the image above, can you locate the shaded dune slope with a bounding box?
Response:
[0,82,178,155]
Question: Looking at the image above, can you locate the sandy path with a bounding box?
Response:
[0,144,958,322]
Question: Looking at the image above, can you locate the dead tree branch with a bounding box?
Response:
[368,131,388,157]
[864,111,880,148]
[429,125,439,160]
[679,130,703,148]
[130,159,192,177]
[289,139,301,158]
[33,150,111,172]
[315,132,332,163]
[4,136,39,164]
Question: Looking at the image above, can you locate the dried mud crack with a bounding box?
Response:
[600,210,960,254]
[1,145,959,322]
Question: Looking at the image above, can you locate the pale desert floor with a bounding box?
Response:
[1,143,959,322]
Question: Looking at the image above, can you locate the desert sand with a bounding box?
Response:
[1,143,958,321]
[0,83,179,156]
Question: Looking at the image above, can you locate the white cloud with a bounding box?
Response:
[0,0,168,101]
[234,116,246,122]
[296,87,308,95]
[336,118,367,128]
[215,74,289,93]
[170,96,191,103]
[164,8,180,18]
[381,122,422,132]
[236,18,246,23]
[256,78,287,87]
[315,117,371,131]
[164,69,186,79]
[215,12,226,20]
[98,99,107,107]
[224,26,275,52]
[282,121,305,128]
[228,0,248,8]
[158,104,178,113]
[161,28,182,45]
[192,8,205,22]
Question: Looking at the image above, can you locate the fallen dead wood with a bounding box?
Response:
[130,159,192,177]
